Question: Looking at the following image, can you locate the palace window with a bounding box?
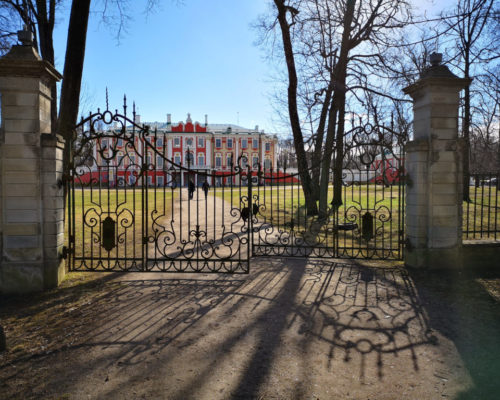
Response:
[241,139,247,149]
[157,155,164,169]
[215,138,222,148]
[185,151,194,165]
[226,154,233,167]
[253,156,259,168]
[264,158,271,169]
[157,138,163,147]
[215,155,222,167]
[253,139,258,149]
[157,176,164,187]
[117,138,123,147]
[227,138,233,149]
[186,138,193,147]
[198,153,205,166]
[241,155,248,168]
[265,142,271,152]
[174,153,181,165]
[174,137,180,147]
[198,137,205,147]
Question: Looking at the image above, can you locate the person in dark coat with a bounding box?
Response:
[202,180,210,199]
[188,179,195,200]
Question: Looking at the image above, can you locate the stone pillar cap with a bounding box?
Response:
[403,53,471,96]
[0,45,62,81]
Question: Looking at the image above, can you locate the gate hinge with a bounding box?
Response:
[399,237,413,251]
[61,246,69,260]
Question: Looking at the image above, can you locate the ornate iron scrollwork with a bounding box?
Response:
[102,216,116,251]
[361,212,374,242]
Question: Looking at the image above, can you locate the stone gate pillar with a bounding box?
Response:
[0,30,64,293]
[403,53,470,268]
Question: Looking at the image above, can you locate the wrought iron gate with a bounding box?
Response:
[67,104,407,272]
[251,122,407,260]
[67,104,250,273]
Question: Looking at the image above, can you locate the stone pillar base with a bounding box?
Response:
[405,247,463,269]
[0,259,64,293]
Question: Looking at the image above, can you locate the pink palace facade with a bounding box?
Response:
[83,113,279,187]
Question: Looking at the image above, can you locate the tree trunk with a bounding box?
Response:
[319,102,338,218]
[331,101,346,209]
[463,60,471,202]
[36,0,57,129]
[274,0,317,215]
[311,85,333,201]
[318,0,355,216]
[57,0,91,170]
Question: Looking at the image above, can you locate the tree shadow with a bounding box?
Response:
[166,260,436,398]
[408,267,500,400]
[1,260,439,399]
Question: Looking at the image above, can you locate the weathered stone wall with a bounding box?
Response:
[0,42,63,293]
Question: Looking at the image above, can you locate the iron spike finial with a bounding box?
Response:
[106,87,109,111]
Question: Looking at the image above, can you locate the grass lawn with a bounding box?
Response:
[213,183,405,252]
[67,188,175,263]
[65,184,499,265]
[464,186,500,239]
[214,184,500,244]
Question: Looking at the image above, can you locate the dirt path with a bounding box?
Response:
[147,188,248,270]
[2,259,499,400]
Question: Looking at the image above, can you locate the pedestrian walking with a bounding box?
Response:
[188,179,195,200]
[202,180,210,199]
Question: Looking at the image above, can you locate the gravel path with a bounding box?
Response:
[3,259,498,399]
[146,188,249,271]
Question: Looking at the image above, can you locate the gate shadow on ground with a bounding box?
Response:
[408,267,500,400]
[1,260,438,399]
[170,260,437,399]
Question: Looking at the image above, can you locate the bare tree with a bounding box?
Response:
[259,0,413,217]
[442,0,497,201]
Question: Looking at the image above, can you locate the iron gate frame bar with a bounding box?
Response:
[67,103,251,273]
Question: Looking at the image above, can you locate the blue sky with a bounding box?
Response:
[51,0,454,135]
[53,0,275,132]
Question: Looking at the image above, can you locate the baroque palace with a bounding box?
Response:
[87,113,279,187]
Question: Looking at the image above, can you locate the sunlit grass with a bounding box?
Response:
[66,188,174,263]
[64,184,500,266]
[463,186,500,239]
[213,183,405,251]
[214,183,500,244]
